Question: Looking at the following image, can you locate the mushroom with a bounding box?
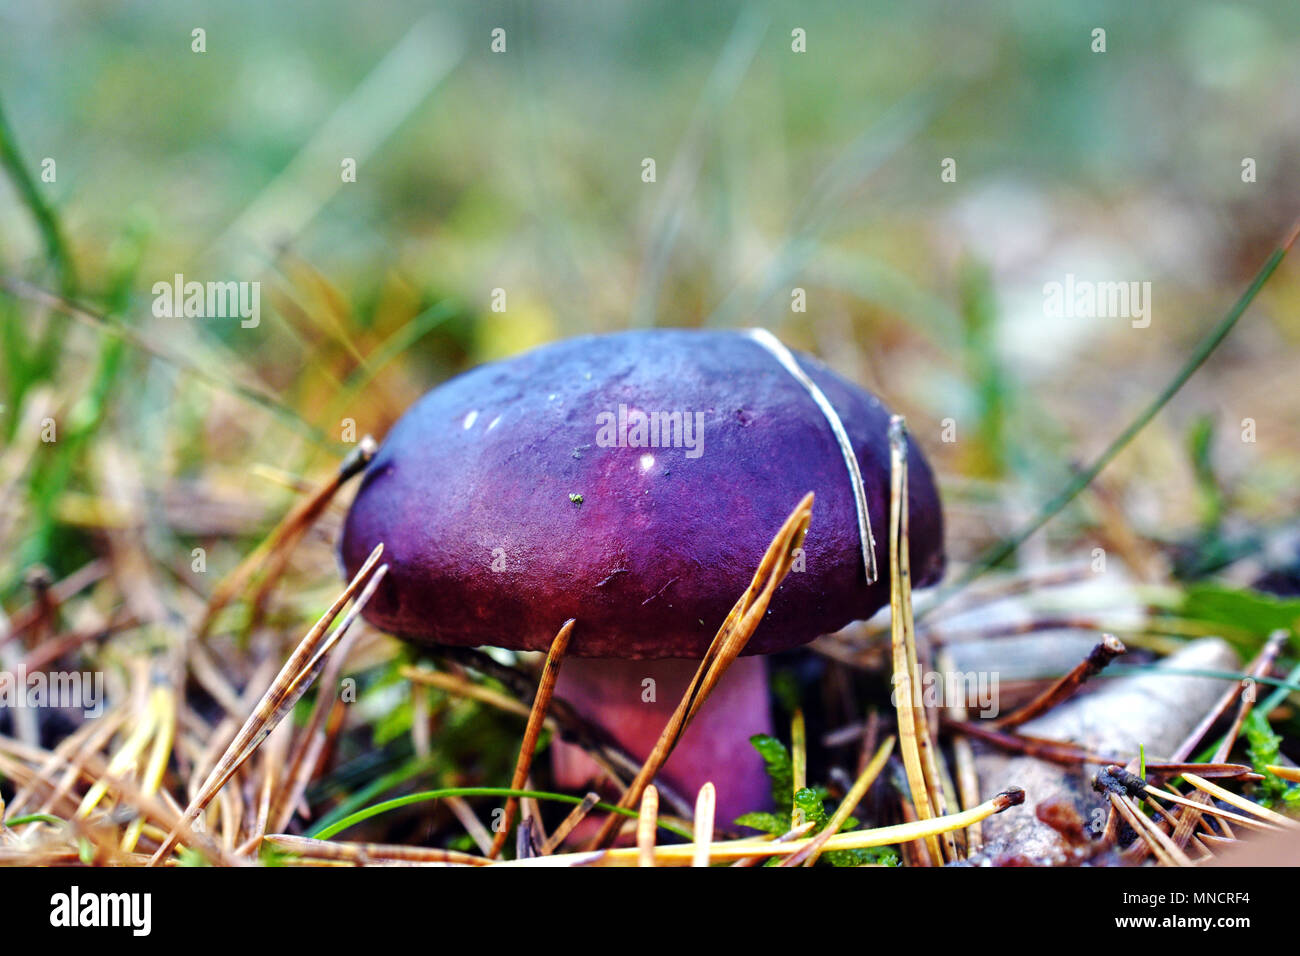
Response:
[339,328,944,826]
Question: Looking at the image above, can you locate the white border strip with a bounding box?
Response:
[745,328,879,585]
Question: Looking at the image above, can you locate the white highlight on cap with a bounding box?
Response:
[462,410,478,430]
[744,327,879,585]
[639,453,655,472]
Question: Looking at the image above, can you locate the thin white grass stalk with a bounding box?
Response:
[692,783,716,867]
[637,786,659,867]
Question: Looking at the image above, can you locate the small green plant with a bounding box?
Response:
[735,735,898,867]
[1243,710,1300,810]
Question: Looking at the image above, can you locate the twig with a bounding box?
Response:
[944,718,1122,766]
[992,634,1126,729]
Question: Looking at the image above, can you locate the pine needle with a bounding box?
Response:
[585,492,814,849]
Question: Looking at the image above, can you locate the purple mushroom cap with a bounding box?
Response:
[339,329,944,659]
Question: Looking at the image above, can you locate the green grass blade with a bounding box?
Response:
[309,786,692,842]
[924,220,1300,614]
[0,95,76,296]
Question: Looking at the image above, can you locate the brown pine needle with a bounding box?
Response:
[402,666,532,719]
[0,737,237,865]
[993,633,1126,729]
[939,648,983,850]
[791,708,808,827]
[1107,793,1191,867]
[887,417,946,862]
[1144,762,1257,781]
[1182,773,1300,830]
[1142,784,1284,833]
[149,544,386,865]
[403,660,645,808]
[264,834,489,866]
[1167,630,1288,850]
[1266,764,1300,784]
[0,559,107,651]
[1170,629,1287,763]
[898,796,933,866]
[585,492,814,850]
[194,438,375,639]
[489,619,574,858]
[6,708,125,820]
[271,603,370,833]
[692,783,716,867]
[945,718,1122,766]
[637,786,659,867]
[541,792,601,855]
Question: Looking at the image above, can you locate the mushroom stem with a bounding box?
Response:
[551,655,774,831]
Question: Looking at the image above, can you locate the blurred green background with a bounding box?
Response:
[3,0,1300,597]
